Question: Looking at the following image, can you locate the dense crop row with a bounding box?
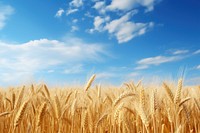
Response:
[0,75,199,133]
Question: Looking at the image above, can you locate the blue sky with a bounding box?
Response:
[0,0,200,86]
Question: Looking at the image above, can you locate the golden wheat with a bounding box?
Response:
[0,78,199,133]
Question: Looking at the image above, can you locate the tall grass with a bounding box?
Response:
[0,77,199,133]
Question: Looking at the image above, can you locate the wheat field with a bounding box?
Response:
[0,75,199,133]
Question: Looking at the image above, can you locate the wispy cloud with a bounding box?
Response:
[193,49,200,54]
[66,8,78,16]
[134,65,149,70]
[71,25,79,32]
[172,49,189,55]
[137,55,182,66]
[63,64,83,74]
[84,12,94,18]
[96,72,117,79]
[185,76,200,85]
[0,4,14,30]
[135,49,200,70]
[55,8,64,17]
[196,65,200,70]
[72,19,78,23]
[0,38,109,84]
[135,55,183,70]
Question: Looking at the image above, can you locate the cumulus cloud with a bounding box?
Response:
[70,0,83,7]
[88,10,153,43]
[105,11,154,43]
[55,8,64,17]
[0,4,14,30]
[89,16,110,33]
[0,38,108,84]
[93,1,106,14]
[55,0,160,43]
[106,0,157,12]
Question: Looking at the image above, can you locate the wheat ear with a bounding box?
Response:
[84,74,96,91]
[113,92,135,107]
[36,102,47,127]
[163,82,174,103]
[174,78,183,104]
[14,100,29,128]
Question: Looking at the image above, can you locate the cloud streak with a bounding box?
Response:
[172,50,189,55]
[137,55,182,66]
[135,48,200,70]
[0,4,14,30]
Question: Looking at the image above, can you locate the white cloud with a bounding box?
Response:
[47,70,54,73]
[93,1,106,14]
[105,11,154,43]
[185,76,200,85]
[88,10,153,43]
[127,72,140,77]
[90,16,109,33]
[84,12,94,18]
[70,0,83,7]
[71,26,79,32]
[106,0,157,12]
[55,8,64,17]
[64,64,83,74]
[137,55,182,66]
[66,8,78,16]
[134,65,149,70]
[193,49,200,54]
[0,38,108,84]
[172,50,189,55]
[0,4,14,30]
[72,19,78,23]
[96,72,117,79]
[135,55,184,70]
[196,65,200,70]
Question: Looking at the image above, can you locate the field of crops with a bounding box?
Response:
[0,75,199,133]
